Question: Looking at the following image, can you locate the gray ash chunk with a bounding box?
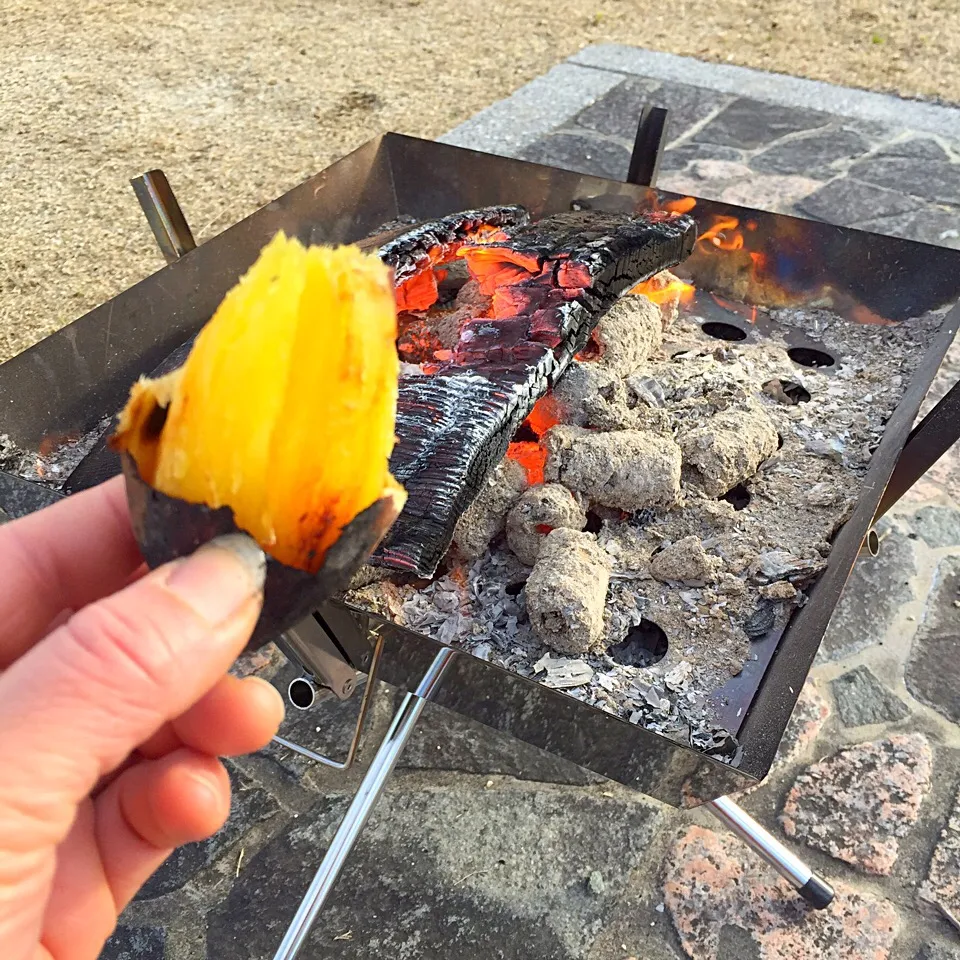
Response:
[650,536,722,585]
[592,294,662,377]
[526,529,612,655]
[551,361,620,427]
[546,428,681,511]
[453,458,528,558]
[506,484,587,566]
[680,400,779,497]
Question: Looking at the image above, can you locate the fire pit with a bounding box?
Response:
[0,134,958,812]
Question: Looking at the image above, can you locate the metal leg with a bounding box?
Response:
[874,377,960,520]
[271,641,383,772]
[272,647,455,960]
[130,169,197,263]
[708,796,834,909]
[626,105,669,188]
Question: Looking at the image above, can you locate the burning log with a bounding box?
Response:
[376,209,697,576]
[112,233,405,650]
[381,205,528,312]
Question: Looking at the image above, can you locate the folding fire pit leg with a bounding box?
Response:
[272,647,455,960]
[708,797,835,908]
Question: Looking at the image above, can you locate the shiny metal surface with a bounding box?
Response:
[130,170,197,264]
[708,796,810,887]
[273,635,384,771]
[273,647,454,960]
[1,134,959,806]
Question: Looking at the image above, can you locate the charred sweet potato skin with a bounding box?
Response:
[122,452,402,651]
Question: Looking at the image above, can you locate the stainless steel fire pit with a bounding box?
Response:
[1,128,958,949]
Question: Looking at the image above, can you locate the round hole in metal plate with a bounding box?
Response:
[788,346,835,368]
[701,321,747,342]
[608,619,668,667]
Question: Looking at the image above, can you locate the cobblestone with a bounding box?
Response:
[919,786,960,928]
[781,735,934,875]
[830,666,910,728]
[663,826,900,960]
[818,528,918,662]
[906,555,960,724]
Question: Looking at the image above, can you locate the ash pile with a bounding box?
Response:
[346,275,942,749]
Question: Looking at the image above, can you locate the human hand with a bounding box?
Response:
[0,476,285,960]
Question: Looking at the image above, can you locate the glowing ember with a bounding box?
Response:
[526,394,565,437]
[506,441,548,485]
[506,394,566,484]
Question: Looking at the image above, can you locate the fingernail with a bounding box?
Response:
[165,533,267,624]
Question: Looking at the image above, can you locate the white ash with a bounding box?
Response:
[505,483,587,566]
[452,457,528,558]
[525,528,611,654]
[0,419,110,489]
[346,290,945,751]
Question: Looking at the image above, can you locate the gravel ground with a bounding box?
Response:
[3,0,959,361]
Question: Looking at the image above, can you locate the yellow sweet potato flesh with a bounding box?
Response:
[113,231,405,573]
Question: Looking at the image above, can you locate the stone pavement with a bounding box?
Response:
[101,47,960,960]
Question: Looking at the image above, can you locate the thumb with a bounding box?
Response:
[0,533,266,848]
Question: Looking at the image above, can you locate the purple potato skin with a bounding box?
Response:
[121,453,399,652]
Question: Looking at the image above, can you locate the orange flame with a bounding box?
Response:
[700,215,744,251]
[631,273,695,306]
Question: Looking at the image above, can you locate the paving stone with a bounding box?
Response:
[818,529,918,661]
[830,666,910,727]
[136,761,281,900]
[796,177,927,227]
[398,698,604,785]
[207,785,661,959]
[906,555,960,725]
[908,505,960,549]
[915,943,960,960]
[741,680,830,794]
[780,734,933,875]
[751,128,871,177]
[98,926,166,960]
[848,152,960,206]
[648,81,733,144]
[519,131,633,180]
[692,98,833,151]
[0,471,62,519]
[571,76,662,139]
[663,825,900,960]
[853,205,960,249]
[659,142,745,174]
[876,137,953,162]
[919,786,960,931]
[718,174,822,212]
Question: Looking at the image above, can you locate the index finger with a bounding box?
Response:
[0,476,143,666]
